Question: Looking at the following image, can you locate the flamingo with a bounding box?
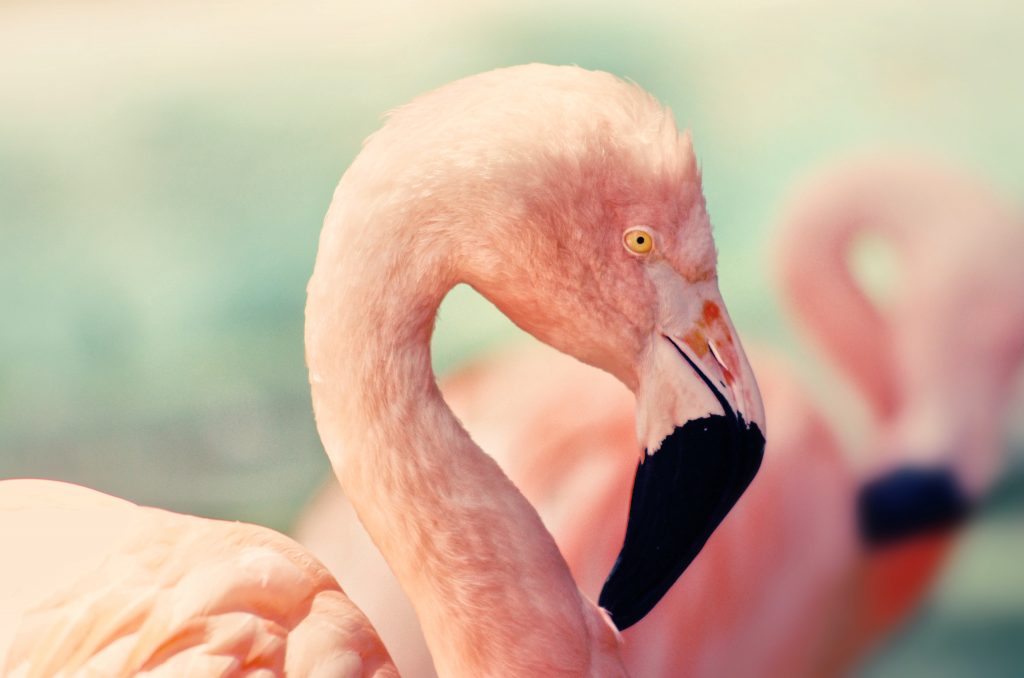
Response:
[777,155,1024,671]
[295,155,1024,676]
[0,479,397,676]
[0,64,766,676]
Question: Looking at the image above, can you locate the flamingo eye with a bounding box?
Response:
[623,228,654,255]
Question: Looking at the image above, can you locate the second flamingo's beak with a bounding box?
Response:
[856,465,973,547]
[599,292,766,631]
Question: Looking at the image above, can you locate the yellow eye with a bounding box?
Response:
[623,228,654,254]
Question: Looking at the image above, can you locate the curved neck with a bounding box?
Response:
[305,187,619,676]
[776,202,900,422]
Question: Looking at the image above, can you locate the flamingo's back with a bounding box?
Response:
[0,479,397,678]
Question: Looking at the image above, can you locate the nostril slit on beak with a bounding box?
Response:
[707,340,728,372]
[707,340,733,389]
[664,335,735,422]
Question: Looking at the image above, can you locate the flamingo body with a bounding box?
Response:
[0,479,397,677]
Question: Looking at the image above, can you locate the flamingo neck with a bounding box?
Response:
[305,193,619,676]
[777,201,901,422]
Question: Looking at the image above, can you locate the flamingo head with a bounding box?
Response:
[857,295,1024,548]
[843,160,1024,548]
[422,65,769,629]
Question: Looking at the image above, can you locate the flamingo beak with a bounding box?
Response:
[856,465,973,548]
[599,296,766,631]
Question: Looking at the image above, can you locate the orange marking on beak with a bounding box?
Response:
[702,301,734,346]
[682,330,709,357]
[702,301,721,324]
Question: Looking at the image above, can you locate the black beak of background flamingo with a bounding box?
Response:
[857,466,973,547]
[599,337,766,631]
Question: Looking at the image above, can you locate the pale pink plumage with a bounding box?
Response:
[1,64,767,676]
[0,479,396,676]
[303,63,765,677]
[295,154,1024,677]
[294,343,853,678]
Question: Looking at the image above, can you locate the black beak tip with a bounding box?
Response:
[857,465,973,548]
[598,414,765,630]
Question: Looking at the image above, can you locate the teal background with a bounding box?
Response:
[1,2,1022,675]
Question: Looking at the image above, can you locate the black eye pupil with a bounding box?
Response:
[636,236,645,244]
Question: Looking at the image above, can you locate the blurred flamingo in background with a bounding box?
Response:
[296,154,1024,676]
[778,156,1024,671]
[0,65,768,676]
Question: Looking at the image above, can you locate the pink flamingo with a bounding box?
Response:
[295,155,1024,676]
[0,64,766,676]
[0,479,397,676]
[776,156,1024,671]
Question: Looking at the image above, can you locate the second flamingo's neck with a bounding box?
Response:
[305,189,622,676]
[777,195,901,423]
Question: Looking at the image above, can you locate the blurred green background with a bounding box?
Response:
[1,1,1022,675]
